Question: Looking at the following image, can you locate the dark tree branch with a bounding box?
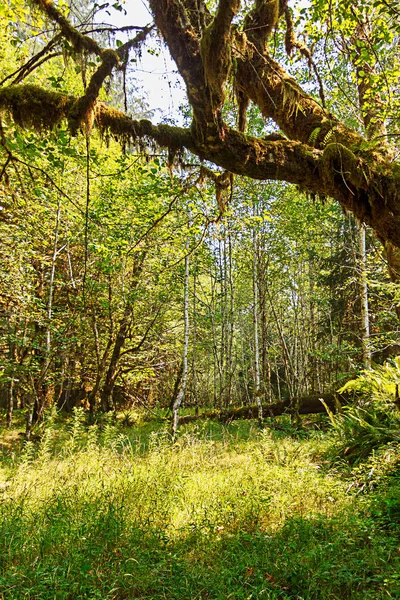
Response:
[199,0,240,113]
[1,0,399,253]
[30,0,103,55]
[0,34,62,86]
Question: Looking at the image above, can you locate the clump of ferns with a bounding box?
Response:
[322,358,400,463]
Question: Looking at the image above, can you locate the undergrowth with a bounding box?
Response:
[0,410,399,599]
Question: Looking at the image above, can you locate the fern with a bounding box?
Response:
[308,126,321,147]
[333,358,400,461]
[322,127,335,147]
[338,356,400,406]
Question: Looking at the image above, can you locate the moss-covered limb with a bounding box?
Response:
[69,27,152,133]
[95,103,194,149]
[0,84,194,149]
[2,83,400,249]
[318,146,400,248]
[0,84,341,199]
[243,0,283,51]
[29,0,102,56]
[149,0,212,130]
[0,84,74,130]
[235,48,366,154]
[321,143,367,190]
[195,126,400,249]
[148,0,370,156]
[195,125,324,191]
[200,0,240,112]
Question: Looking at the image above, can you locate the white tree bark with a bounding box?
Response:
[358,222,372,369]
[252,202,263,426]
[172,246,190,437]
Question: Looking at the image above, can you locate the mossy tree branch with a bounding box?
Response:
[2,82,399,245]
[69,27,152,133]
[200,0,240,114]
[2,0,400,253]
[243,0,284,51]
[30,0,103,55]
[28,0,153,133]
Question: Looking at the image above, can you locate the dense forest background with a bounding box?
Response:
[1,2,400,599]
[1,0,400,436]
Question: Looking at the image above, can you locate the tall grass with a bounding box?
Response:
[0,412,399,599]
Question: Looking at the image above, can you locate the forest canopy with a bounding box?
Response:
[0,0,400,432]
[2,5,400,596]
[0,0,399,245]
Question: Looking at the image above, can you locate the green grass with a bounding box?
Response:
[0,410,400,599]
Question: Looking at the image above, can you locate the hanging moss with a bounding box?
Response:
[0,85,73,131]
[68,49,119,134]
[284,7,311,59]
[0,84,193,162]
[95,103,193,157]
[261,0,280,39]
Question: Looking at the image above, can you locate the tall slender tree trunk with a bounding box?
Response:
[100,306,132,412]
[265,279,298,418]
[192,257,199,414]
[252,203,263,426]
[25,374,38,441]
[45,198,61,359]
[308,256,318,392]
[87,312,112,416]
[40,197,63,411]
[219,235,226,406]
[172,249,190,438]
[6,377,14,428]
[6,313,17,427]
[226,223,234,407]
[210,267,221,407]
[358,222,371,369]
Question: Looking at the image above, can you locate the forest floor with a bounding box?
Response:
[0,410,400,599]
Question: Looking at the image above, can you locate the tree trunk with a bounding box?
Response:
[172,249,190,438]
[192,257,199,414]
[178,392,351,425]
[100,310,131,412]
[358,222,371,369]
[252,201,263,426]
[226,223,235,407]
[6,377,14,428]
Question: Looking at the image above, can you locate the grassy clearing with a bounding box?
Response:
[0,411,400,599]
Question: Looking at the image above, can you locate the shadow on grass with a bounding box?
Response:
[1,485,400,600]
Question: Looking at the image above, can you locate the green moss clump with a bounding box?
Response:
[322,142,367,190]
[0,84,73,131]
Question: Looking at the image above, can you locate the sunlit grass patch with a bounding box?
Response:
[0,415,399,599]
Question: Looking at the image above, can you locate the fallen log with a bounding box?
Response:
[178,392,350,425]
